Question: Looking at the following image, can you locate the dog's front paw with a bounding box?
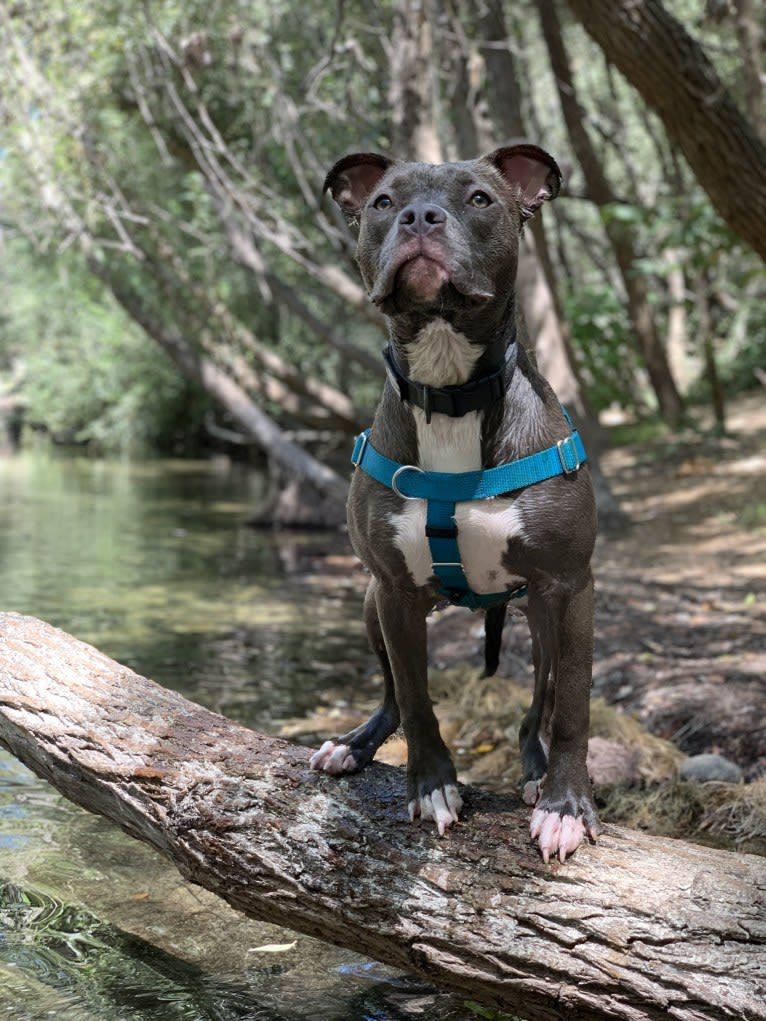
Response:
[309,740,359,775]
[408,784,463,836]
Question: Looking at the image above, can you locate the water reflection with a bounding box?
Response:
[0,879,287,1020]
[0,449,369,724]
[0,451,496,1021]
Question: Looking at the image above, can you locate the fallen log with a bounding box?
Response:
[0,611,763,1021]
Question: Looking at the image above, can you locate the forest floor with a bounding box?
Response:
[289,392,766,852]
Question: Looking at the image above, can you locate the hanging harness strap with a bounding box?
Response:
[351,416,586,609]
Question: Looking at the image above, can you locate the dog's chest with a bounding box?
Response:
[388,413,526,594]
[386,321,526,594]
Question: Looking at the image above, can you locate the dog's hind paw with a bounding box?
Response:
[522,777,543,805]
[408,784,463,836]
[309,740,358,775]
[530,807,596,864]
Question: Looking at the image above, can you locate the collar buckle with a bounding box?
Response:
[352,431,369,468]
[556,435,581,474]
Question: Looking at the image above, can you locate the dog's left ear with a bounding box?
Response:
[483,144,562,220]
[323,153,395,216]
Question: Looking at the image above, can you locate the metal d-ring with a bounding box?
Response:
[391,464,425,500]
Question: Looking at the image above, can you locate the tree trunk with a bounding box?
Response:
[389,0,443,162]
[564,0,766,262]
[0,612,764,1021]
[104,274,349,504]
[536,0,685,427]
[462,0,624,526]
[665,249,692,394]
[695,267,727,433]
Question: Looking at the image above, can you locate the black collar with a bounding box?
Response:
[383,333,517,424]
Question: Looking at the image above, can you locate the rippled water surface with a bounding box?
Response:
[0,449,485,1021]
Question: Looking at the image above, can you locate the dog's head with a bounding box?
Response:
[324,145,561,328]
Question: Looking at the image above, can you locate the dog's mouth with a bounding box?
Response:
[395,254,450,303]
[370,245,493,308]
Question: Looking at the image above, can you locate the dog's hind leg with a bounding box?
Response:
[518,589,554,805]
[310,578,401,775]
[526,574,602,862]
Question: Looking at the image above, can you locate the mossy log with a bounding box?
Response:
[0,612,764,1021]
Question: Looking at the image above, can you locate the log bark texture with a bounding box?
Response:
[0,612,764,1021]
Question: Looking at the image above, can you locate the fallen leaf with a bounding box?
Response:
[472,742,496,755]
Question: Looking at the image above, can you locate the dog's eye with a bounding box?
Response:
[469,191,492,208]
[373,194,393,210]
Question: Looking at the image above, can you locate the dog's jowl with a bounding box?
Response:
[311,146,601,863]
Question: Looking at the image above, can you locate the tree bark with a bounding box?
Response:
[733,0,766,143]
[536,0,685,427]
[564,0,766,262]
[0,612,764,1021]
[389,0,443,162]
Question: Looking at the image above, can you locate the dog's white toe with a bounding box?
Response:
[309,740,358,775]
[408,784,463,835]
[530,807,587,863]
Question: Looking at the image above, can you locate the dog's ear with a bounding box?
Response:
[483,144,561,220]
[323,153,394,215]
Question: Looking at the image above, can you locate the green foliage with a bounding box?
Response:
[0,243,209,455]
[563,284,639,412]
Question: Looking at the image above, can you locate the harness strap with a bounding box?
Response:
[351,425,585,501]
[351,414,585,609]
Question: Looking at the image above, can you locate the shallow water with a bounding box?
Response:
[0,448,486,1021]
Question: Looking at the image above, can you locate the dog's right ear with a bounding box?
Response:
[323,153,394,216]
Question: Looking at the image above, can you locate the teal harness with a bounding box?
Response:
[351,414,586,610]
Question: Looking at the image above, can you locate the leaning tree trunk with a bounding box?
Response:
[536,0,685,427]
[0,613,763,1021]
[564,0,766,262]
[103,273,349,506]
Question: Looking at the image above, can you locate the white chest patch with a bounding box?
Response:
[388,319,527,594]
[390,496,526,593]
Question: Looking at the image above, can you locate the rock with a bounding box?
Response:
[587,736,642,786]
[678,754,743,784]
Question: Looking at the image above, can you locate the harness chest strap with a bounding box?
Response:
[350,418,587,610]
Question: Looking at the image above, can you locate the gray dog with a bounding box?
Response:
[311,145,600,863]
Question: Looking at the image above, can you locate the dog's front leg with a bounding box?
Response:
[529,573,602,862]
[376,582,463,835]
[310,578,400,774]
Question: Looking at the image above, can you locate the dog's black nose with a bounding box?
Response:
[398,201,446,236]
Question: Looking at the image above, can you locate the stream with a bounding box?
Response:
[0,446,487,1021]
